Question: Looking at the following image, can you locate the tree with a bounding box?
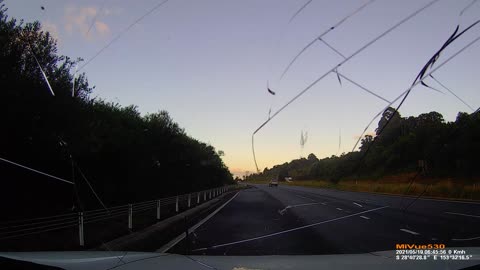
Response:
[0,7,233,220]
[307,153,318,162]
[247,108,480,183]
[376,107,402,136]
[359,135,373,152]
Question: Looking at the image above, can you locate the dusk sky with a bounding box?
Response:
[4,0,479,177]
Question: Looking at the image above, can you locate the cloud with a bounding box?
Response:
[103,7,123,16]
[64,5,111,40]
[94,21,110,35]
[42,21,60,43]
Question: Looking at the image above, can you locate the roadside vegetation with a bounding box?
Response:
[247,106,480,200]
[281,176,480,201]
[0,7,233,220]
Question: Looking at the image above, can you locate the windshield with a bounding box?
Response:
[0,0,479,268]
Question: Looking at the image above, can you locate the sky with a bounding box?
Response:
[4,0,480,177]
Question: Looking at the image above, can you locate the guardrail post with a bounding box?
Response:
[128,204,133,230]
[197,192,200,204]
[204,192,206,201]
[188,194,191,208]
[176,196,179,212]
[209,190,212,199]
[78,212,84,247]
[156,200,161,220]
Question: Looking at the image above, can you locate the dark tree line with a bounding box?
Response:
[248,107,480,183]
[0,7,233,219]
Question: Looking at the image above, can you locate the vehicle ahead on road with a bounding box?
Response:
[269,179,278,187]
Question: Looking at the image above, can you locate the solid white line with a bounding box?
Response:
[360,216,370,220]
[321,202,327,205]
[192,206,388,251]
[452,236,480,241]
[444,212,480,218]
[336,208,343,211]
[400,229,420,235]
[157,191,239,253]
[353,202,363,207]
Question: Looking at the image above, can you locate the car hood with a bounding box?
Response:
[1,249,479,270]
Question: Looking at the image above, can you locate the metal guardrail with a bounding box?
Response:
[0,185,237,246]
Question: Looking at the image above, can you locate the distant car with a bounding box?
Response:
[269,179,278,187]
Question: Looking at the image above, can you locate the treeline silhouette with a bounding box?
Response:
[248,107,480,183]
[0,7,233,220]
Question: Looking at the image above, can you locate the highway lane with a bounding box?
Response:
[167,184,480,255]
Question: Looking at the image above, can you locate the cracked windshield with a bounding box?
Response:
[1,0,479,269]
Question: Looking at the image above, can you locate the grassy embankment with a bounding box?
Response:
[247,173,480,200]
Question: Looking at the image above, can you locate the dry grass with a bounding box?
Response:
[284,176,480,201]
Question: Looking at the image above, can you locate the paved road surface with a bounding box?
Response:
[168,184,480,255]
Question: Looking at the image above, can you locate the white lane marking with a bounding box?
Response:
[444,212,480,218]
[336,208,343,211]
[400,229,420,235]
[157,191,239,253]
[278,202,322,215]
[452,236,480,241]
[321,202,327,205]
[295,194,316,202]
[290,202,322,208]
[360,216,370,220]
[192,206,389,251]
[431,237,438,241]
[353,202,363,207]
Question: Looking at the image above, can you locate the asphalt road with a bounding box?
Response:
[167,184,480,255]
